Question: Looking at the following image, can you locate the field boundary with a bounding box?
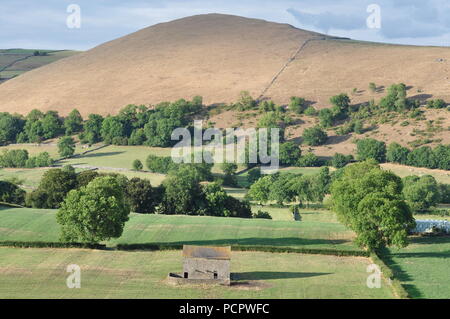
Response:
[0,240,105,250]
[370,252,410,299]
[0,240,368,257]
[116,243,369,257]
[257,36,327,101]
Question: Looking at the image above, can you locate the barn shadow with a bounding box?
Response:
[231,271,331,281]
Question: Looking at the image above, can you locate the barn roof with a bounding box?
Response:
[183,245,231,260]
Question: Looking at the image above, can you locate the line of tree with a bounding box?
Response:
[0,97,203,147]
[355,138,450,170]
[0,149,53,168]
[247,167,331,206]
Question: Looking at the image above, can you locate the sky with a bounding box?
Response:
[1,0,449,50]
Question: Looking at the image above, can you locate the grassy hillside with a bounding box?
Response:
[0,248,394,299]
[0,14,448,117]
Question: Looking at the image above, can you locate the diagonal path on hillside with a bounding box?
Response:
[257,36,327,101]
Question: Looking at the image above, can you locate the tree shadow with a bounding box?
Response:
[408,94,433,103]
[409,236,450,246]
[231,271,332,281]
[375,85,385,93]
[326,134,352,145]
[286,136,303,144]
[79,151,125,158]
[379,249,425,299]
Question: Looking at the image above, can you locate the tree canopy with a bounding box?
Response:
[330,160,415,251]
[57,176,131,243]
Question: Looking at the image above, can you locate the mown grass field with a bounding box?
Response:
[0,248,394,299]
[383,236,450,299]
[0,207,357,251]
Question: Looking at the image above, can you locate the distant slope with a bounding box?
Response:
[0,13,448,117]
[0,49,79,83]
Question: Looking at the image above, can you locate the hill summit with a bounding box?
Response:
[0,13,448,116]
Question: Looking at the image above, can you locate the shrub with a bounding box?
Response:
[253,210,272,219]
[76,170,99,188]
[426,99,447,109]
[246,167,261,186]
[0,181,25,205]
[356,138,386,163]
[302,126,328,146]
[298,152,322,167]
[331,153,353,168]
[64,109,83,135]
[304,106,317,116]
[28,168,78,209]
[289,97,307,114]
[132,159,143,171]
[403,175,441,211]
[57,136,76,158]
[279,142,301,166]
[438,183,450,204]
[386,142,410,165]
[0,149,28,168]
[126,177,162,214]
[146,155,178,174]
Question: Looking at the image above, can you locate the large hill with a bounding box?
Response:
[0,13,448,117]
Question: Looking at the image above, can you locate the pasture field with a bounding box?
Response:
[59,145,172,169]
[0,142,97,158]
[0,248,394,299]
[381,163,450,184]
[0,207,358,251]
[0,49,79,82]
[384,236,450,299]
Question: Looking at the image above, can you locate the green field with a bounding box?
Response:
[59,145,172,169]
[383,236,450,299]
[0,248,394,299]
[0,207,357,251]
[0,49,79,82]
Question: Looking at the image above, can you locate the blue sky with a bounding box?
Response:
[1,0,449,50]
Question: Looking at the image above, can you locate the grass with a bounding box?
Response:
[0,50,79,81]
[0,206,358,251]
[382,236,450,299]
[0,144,171,188]
[381,163,450,184]
[0,247,394,299]
[59,145,172,169]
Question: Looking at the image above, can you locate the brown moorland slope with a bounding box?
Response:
[1,13,448,117]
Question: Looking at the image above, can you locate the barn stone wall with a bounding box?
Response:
[183,257,230,281]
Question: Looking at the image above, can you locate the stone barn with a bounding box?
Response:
[181,245,231,285]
